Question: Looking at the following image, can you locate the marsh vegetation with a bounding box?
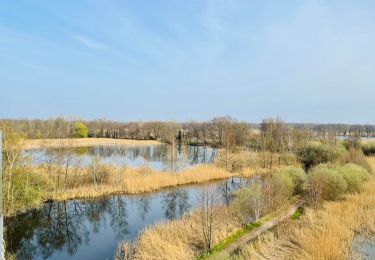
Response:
[2,118,375,260]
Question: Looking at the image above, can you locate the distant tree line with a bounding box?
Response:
[291,123,375,137]
[0,117,251,147]
[1,117,374,146]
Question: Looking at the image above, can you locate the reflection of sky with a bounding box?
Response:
[7,178,250,260]
[24,145,218,171]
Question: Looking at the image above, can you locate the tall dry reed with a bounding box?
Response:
[238,157,375,260]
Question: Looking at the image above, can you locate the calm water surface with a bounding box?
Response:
[25,144,218,171]
[5,177,254,260]
[353,236,375,259]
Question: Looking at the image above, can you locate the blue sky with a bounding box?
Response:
[0,0,374,124]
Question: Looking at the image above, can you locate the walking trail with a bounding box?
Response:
[222,200,305,256]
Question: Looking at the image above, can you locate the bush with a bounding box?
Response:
[4,167,53,215]
[307,165,347,206]
[362,142,375,156]
[342,138,361,150]
[268,172,294,210]
[341,148,372,173]
[279,167,307,195]
[337,164,370,193]
[73,122,89,138]
[233,181,264,224]
[298,143,346,171]
[279,152,298,166]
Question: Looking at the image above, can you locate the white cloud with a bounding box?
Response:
[73,35,109,50]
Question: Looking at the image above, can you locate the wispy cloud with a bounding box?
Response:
[73,35,109,50]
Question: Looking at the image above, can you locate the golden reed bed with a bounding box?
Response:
[238,157,375,260]
[24,138,161,150]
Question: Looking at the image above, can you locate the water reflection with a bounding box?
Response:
[162,190,190,220]
[25,144,218,171]
[5,178,249,260]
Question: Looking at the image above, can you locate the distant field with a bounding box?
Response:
[24,138,161,150]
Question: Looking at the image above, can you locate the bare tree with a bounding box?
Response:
[91,156,101,190]
[198,186,220,251]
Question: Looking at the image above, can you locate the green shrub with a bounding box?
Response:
[307,164,347,206]
[298,143,346,171]
[280,167,307,195]
[233,181,263,224]
[280,152,298,166]
[73,122,89,138]
[337,164,370,193]
[341,148,372,173]
[4,167,53,215]
[269,172,294,207]
[362,142,375,156]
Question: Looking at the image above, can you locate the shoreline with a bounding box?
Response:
[5,163,277,218]
[5,172,239,219]
[23,138,162,150]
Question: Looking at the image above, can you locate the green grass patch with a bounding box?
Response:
[291,207,304,220]
[197,214,274,259]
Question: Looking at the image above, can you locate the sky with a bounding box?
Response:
[0,0,374,124]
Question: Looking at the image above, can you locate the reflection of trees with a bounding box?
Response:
[136,196,151,222]
[162,190,191,220]
[5,200,90,259]
[82,198,110,234]
[28,144,219,171]
[217,178,255,205]
[5,177,253,260]
[5,195,131,259]
[109,196,129,240]
[39,202,85,256]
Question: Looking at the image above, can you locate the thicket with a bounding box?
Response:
[362,142,375,156]
[297,143,346,171]
[307,163,370,207]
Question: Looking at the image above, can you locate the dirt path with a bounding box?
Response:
[223,200,305,255]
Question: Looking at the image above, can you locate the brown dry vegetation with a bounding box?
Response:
[34,149,290,202]
[116,158,375,260]
[237,157,375,260]
[51,164,235,201]
[214,150,300,176]
[115,165,301,260]
[24,138,161,150]
[117,206,242,260]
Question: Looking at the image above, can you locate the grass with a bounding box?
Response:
[237,157,375,260]
[123,206,243,260]
[23,137,161,150]
[51,164,236,201]
[291,207,304,220]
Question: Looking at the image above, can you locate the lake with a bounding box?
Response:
[5,177,254,260]
[24,144,218,171]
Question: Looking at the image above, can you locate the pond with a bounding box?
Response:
[353,236,375,259]
[24,144,218,171]
[5,177,254,260]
